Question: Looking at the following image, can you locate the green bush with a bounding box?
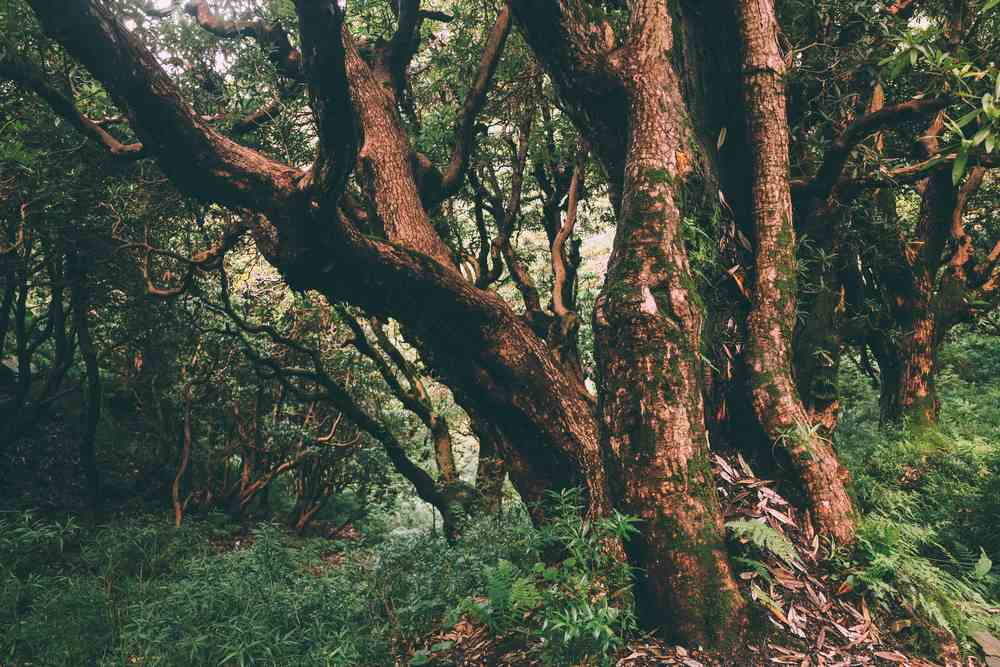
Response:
[115,523,371,666]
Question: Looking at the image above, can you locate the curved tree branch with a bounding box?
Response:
[1,53,145,159]
[184,0,303,80]
[216,269,461,535]
[27,0,302,214]
[805,96,951,199]
[427,5,513,207]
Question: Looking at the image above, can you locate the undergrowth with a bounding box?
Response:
[5,334,1000,664]
[1,493,639,666]
[835,331,1000,653]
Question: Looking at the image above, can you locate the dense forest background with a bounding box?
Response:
[3,0,1000,664]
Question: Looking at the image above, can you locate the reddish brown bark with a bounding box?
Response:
[867,111,987,427]
[874,166,957,427]
[736,0,855,543]
[512,0,748,645]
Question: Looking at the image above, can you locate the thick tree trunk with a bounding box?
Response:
[508,0,748,645]
[736,0,855,543]
[593,4,747,646]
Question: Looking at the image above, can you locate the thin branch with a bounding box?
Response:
[27,0,301,212]
[551,151,585,319]
[136,0,180,18]
[805,96,951,199]
[131,217,250,298]
[216,275,457,523]
[429,5,512,206]
[833,150,1000,199]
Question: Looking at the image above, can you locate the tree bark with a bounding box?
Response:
[878,307,941,427]
[69,260,102,515]
[471,413,507,514]
[872,143,958,427]
[735,0,855,543]
[513,0,748,645]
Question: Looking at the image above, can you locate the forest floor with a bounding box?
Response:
[414,452,996,666]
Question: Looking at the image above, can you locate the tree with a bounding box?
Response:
[11,0,1000,648]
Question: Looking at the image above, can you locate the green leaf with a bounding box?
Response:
[952,145,969,186]
[973,549,992,579]
[430,641,454,652]
[954,109,981,130]
[986,0,1000,16]
[972,127,991,146]
[410,650,431,666]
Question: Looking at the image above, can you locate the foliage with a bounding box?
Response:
[0,496,638,666]
[835,332,1000,650]
[452,490,639,664]
[726,518,800,569]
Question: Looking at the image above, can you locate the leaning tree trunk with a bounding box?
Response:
[735,0,855,543]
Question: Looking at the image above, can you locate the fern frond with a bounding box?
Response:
[726,519,800,568]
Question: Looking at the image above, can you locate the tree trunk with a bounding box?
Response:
[70,262,102,516]
[878,294,941,427]
[599,4,749,646]
[875,162,958,427]
[735,0,855,543]
[471,415,507,514]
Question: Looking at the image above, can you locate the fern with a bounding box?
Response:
[726,519,800,568]
[469,559,541,632]
[852,514,1000,644]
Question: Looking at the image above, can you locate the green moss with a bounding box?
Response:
[645,167,673,187]
[651,512,743,647]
